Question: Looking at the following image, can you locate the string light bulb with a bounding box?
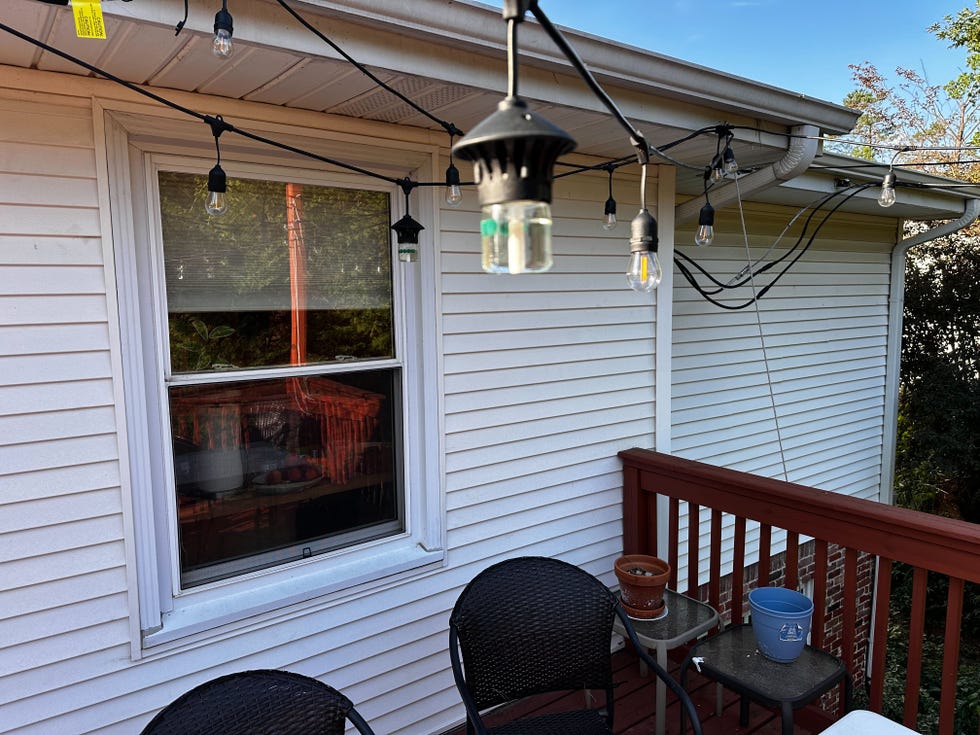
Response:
[626,208,662,292]
[878,171,897,208]
[204,114,231,216]
[722,144,738,174]
[601,165,617,230]
[695,169,714,246]
[212,1,234,58]
[206,164,228,216]
[445,160,463,207]
[695,203,715,247]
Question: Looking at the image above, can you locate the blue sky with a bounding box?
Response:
[543,0,973,105]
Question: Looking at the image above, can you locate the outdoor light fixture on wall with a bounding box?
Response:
[212,0,234,58]
[392,179,424,262]
[454,0,661,289]
[205,115,232,216]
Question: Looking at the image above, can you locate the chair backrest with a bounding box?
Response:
[139,669,377,735]
[449,556,619,712]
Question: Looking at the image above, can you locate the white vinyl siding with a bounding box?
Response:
[670,205,896,584]
[0,93,133,730]
[442,171,659,583]
[0,68,662,733]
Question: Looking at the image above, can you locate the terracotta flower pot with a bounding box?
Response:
[614,554,671,619]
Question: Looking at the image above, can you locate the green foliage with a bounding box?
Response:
[898,235,980,523]
[158,171,394,374]
[171,316,236,371]
[882,565,980,735]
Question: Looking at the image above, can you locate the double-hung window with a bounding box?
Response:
[107,113,442,647]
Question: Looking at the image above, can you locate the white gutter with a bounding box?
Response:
[879,198,980,504]
[674,124,820,223]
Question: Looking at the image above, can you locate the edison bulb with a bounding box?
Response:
[626,250,662,292]
[878,172,897,208]
[212,28,233,58]
[445,183,463,207]
[602,212,617,230]
[206,190,227,216]
[479,201,553,274]
[695,223,714,247]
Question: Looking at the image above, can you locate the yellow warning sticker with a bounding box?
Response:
[73,2,107,40]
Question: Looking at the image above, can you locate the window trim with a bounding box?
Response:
[102,106,444,652]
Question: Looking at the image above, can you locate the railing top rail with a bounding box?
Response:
[619,448,980,583]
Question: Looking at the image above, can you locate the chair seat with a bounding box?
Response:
[488,709,612,735]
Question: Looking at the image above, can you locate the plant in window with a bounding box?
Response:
[173,316,236,370]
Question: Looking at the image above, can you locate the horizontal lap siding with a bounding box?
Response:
[443,172,657,591]
[0,74,662,735]
[0,93,133,731]
[670,207,896,586]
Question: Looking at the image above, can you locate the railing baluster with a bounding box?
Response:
[903,567,928,729]
[758,523,772,587]
[812,540,828,649]
[939,577,965,735]
[869,557,892,713]
[669,497,679,590]
[618,448,980,729]
[732,516,746,626]
[842,548,858,673]
[709,509,721,610]
[786,530,799,589]
[687,502,700,597]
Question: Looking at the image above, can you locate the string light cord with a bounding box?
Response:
[725,191,850,287]
[174,0,189,35]
[677,187,858,294]
[0,18,414,187]
[274,0,463,138]
[525,2,701,171]
[675,184,873,309]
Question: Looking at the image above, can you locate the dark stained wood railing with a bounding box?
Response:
[619,448,980,735]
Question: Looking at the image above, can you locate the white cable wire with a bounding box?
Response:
[726,193,836,286]
[733,176,790,482]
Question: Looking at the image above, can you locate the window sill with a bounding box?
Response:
[142,540,443,649]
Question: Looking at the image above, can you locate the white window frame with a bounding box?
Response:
[102,106,444,651]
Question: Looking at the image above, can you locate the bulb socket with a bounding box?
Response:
[629,209,659,254]
[207,163,227,194]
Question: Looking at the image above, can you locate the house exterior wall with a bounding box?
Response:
[670,205,898,583]
[0,68,659,734]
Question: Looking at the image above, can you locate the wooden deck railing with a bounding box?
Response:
[619,448,980,735]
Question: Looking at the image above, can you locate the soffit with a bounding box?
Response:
[2,0,969,218]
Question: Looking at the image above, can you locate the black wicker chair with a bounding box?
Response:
[139,669,377,735]
[449,556,703,735]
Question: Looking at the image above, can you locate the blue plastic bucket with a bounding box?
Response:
[748,587,814,663]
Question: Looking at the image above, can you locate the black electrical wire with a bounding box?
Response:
[675,184,875,309]
[690,185,868,293]
[274,0,463,138]
[0,18,411,186]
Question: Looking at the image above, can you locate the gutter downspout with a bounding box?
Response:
[674,124,820,223]
[879,198,980,505]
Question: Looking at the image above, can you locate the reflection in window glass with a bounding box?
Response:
[157,171,402,587]
[159,172,393,373]
[171,372,401,587]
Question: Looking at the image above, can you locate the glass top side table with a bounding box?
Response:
[613,588,719,735]
[679,623,853,735]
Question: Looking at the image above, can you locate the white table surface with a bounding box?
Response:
[820,710,919,734]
